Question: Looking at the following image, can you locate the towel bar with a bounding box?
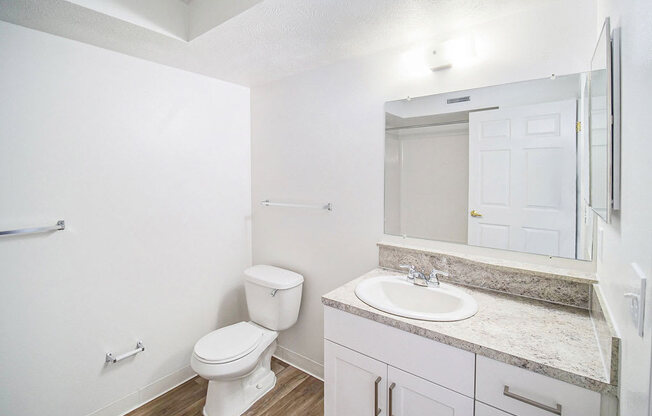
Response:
[0,220,65,237]
[261,200,332,211]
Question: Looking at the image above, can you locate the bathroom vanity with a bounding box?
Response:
[322,246,619,416]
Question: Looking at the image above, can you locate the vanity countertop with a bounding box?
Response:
[322,268,615,395]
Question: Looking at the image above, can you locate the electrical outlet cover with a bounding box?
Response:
[630,263,647,337]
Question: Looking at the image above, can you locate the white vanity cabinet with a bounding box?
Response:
[324,306,604,416]
[325,340,473,416]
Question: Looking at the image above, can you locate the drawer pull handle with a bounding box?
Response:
[503,386,562,415]
[374,376,382,415]
[389,382,396,416]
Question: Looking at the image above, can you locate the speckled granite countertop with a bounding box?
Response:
[322,268,615,395]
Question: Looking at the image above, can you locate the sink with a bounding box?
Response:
[354,275,478,321]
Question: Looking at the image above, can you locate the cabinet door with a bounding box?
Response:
[324,340,387,416]
[388,366,474,416]
[475,402,512,416]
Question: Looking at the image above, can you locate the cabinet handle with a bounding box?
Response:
[374,376,382,415]
[388,382,396,416]
[503,385,562,415]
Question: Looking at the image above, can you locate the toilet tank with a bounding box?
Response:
[244,265,304,331]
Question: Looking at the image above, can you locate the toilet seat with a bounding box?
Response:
[193,322,263,365]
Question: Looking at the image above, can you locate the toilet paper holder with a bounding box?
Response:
[105,341,145,364]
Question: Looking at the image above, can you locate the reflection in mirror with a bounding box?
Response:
[385,74,593,261]
[589,18,612,222]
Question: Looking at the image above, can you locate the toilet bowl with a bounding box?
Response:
[191,265,303,416]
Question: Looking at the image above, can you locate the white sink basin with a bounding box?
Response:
[354,275,478,321]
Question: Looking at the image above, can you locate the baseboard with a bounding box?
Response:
[274,345,324,381]
[87,365,196,416]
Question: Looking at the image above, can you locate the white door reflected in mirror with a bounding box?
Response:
[467,100,577,258]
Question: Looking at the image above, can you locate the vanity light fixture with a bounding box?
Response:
[401,35,478,76]
[431,63,453,72]
[429,35,478,71]
[431,50,453,71]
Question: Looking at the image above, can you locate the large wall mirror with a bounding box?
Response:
[384,73,595,261]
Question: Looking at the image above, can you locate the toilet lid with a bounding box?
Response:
[193,322,263,364]
[244,265,304,290]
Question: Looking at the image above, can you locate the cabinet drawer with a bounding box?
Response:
[324,306,475,396]
[476,356,600,416]
[475,402,512,416]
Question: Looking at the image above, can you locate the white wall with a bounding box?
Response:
[398,129,469,243]
[383,134,401,235]
[594,1,652,415]
[0,22,251,416]
[251,0,597,374]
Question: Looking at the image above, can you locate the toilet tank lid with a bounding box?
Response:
[244,265,304,289]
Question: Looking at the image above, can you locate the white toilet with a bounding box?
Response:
[191,265,304,416]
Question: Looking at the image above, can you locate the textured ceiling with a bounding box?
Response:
[0,0,543,86]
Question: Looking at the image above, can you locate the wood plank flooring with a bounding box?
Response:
[126,358,323,416]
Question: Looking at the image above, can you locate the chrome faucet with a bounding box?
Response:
[399,264,450,287]
[399,264,428,286]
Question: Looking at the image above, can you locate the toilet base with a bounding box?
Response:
[202,341,277,416]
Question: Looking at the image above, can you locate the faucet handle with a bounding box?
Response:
[399,264,416,279]
[430,269,449,278]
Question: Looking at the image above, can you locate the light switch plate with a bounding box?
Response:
[626,263,647,337]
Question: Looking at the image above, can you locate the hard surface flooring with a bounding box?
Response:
[126,358,324,416]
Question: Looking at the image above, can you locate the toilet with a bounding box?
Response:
[191,265,304,416]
